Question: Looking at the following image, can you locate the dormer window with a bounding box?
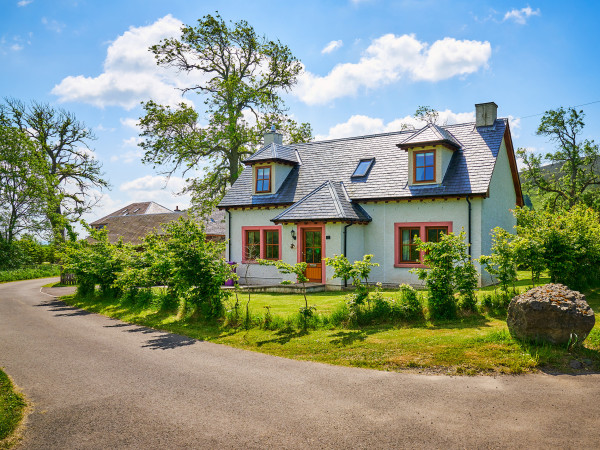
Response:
[414,150,435,183]
[352,158,374,178]
[255,166,271,193]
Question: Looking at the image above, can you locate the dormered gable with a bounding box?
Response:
[397,123,461,151]
[244,143,300,166]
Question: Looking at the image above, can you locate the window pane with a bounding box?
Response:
[425,152,434,166]
[402,229,410,244]
[427,228,437,243]
[411,229,420,241]
[306,248,314,263]
[306,232,313,247]
[314,248,321,261]
[425,167,434,180]
[402,245,410,261]
[415,153,424,166]
[410,245,419,261]
[416,167,424,181]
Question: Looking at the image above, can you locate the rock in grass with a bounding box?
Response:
[507,284,595,345]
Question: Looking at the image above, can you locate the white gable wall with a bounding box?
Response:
[480,137,518,285]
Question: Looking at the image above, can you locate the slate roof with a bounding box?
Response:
[243,143,299,165]
[398,123,461,150]
[90,201,172,225]
[88,206,226,244]
[219,119,510,210]
[272,181,372,223]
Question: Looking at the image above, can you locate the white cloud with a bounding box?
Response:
[120,117,140,130]
[508,115,521,138]
[123,136,142,147]
[17,0,33,6]
[296,34,491,105]
[52,15,203,110]
[41,17,65,33]
[316,109,475,140]
[503,7,540,24]
[119,175,191,210]
[10,43,23,51]
[322,40,343,54]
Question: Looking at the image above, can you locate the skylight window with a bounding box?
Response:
[352,158,374,177]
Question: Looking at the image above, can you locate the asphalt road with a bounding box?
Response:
[1,278,599,449]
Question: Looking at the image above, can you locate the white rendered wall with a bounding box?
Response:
[358,199,478,287]
[480,137,518,285]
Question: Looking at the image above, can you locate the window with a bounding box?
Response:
[426,227,447,243]
[414,150,435,182]
[264,230,279,260]
[245,230,261,260]
[394,222,452,267]
[352,158,374,177]
[255,166,271,193]
[242,226,282,262]
[399,228,420,262]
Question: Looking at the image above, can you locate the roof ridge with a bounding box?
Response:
[271,181,329,220]
[327,180,344,218]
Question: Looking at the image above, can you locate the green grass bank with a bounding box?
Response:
[60,272,600,375]
[0,369,26,448]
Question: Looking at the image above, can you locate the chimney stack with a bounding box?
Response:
[263,125,283,146]
[475,102,498,127]
[175,205,180,211]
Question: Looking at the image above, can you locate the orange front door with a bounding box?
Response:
[302,229,322,282]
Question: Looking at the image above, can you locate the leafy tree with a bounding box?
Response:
[517,107,600,211]
[411,231,477,320]
[62,225,128,297]
[0,126,48,259]
[414,105,441,125]
[257,259,315,329]
[0,99,108,242]
[478,227,517,303]
[140,13,312,214]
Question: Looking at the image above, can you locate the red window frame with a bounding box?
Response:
[413,149,436,183]
[241,226,282,263]
[394,222,452,267]
[255,165,271,193]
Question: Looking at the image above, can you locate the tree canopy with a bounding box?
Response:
[0,125,47,247]
[518,107,600,211]
[0,98,108,241]
[139,13,312,214]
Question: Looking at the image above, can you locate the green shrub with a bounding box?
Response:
[411,231,476,320]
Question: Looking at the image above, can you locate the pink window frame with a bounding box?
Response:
[394,221,453,268]
[241,225,282,263]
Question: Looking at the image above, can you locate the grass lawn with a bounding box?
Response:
[0,369,26,448]
[0,265,60,284]
[61,272,600,375]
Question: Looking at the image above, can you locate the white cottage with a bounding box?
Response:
[218,102,523,287]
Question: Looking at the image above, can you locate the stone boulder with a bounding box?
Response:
[507,283,595,345]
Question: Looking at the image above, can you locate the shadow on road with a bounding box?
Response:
[35,298,92,317]
[141,333,197,350]
[104,320,197,350]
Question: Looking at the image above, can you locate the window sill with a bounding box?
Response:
[394,262,426,268]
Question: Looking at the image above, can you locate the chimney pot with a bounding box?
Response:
[175,205,180,211]
[263,127,283,146]
[475,102,498,127]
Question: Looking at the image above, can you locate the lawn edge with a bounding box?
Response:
[0,369,31,450]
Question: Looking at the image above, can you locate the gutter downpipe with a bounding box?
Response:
[343,222,353,288]
[226,209,232,261]
[466,196,472,257]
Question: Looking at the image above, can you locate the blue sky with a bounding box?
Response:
[2,0,599,223]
